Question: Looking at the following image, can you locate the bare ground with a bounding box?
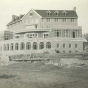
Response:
[0,61,88,88]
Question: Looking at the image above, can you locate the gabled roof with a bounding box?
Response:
[35,10,78,18]
[7,9,78,26]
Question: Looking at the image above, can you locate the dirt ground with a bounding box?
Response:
[0,61,88,88]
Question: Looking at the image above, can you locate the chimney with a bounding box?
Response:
[12,15,18,21]
[73,7,76,12]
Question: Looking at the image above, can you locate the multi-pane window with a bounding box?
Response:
[7,44,9,51]
[46,42,51,49]
[47,12,51,15]
[63,30,70,38]
[55,12,59,16]
[20,42,25,50]
[47,18,50,22]
[55,30,61,37]
[10,43,13,50]
[66,30,69,37]
[26,42,31,50]
[75,30,78,38]
[71,19,74,22]
[27,33,38,38]
[15,43,19,50]
[3,44,6,51]
[55,18,58,22]
[78,30,81,38]
[39,42,44,49]
[63,18,66,22]
[63,43,65,48]
[75,44,77,48]
[33,42,37,50]
[69,44,71,48]
[43,33,49,38]
[72,30,80,38]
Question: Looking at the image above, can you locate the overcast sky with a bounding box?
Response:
[0,0,88,33]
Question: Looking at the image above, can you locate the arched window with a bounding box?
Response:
[46,42,51,49]
[15,43,19,50]
[33,42,37,50]
[26,42,31,50]
[3,44,6,51]
[10,43,13,50]
[7,44,9,50]
[39,42,44,49]
[20,42,25,50]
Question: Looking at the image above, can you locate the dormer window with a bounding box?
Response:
[54,11,59,16]
[46,10,51,15]
[62,11,67,16]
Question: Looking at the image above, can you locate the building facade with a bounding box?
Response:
[0,7,85,58]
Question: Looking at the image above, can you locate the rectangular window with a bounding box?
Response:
[69,44,71,48]
[43,33,49,38]
[63,18,66,22]
[47,18,50,22]
[55,30,61,37]
[75,44,77,48]
[55,18,58,22]
[66,30,68,37]
[57,43,59,48]
[63,30,70,38]
[35,25,37,29]
[78,30,80,38]
[71,19,74,22]
[27,33,38,38]
[63,43,65,48]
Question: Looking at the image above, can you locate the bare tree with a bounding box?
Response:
[83,33,88,41]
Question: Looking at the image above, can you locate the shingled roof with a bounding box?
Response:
[35,10,78,18]
[7,8,78,26]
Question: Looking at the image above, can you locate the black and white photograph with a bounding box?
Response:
[0,0,88,88]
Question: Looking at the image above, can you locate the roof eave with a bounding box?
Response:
[7,19,22,26]
[42,17,78,18]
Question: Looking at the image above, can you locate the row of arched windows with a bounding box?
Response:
[3,42,51,51]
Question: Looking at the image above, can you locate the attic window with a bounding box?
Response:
[54,11,59,16]
[30,13,33,16]
[62,11,67,16]
[46,10,51,15]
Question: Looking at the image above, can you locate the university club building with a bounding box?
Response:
[0,7,85,58]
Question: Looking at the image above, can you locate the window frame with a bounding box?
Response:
[39,42,44,49]
[20,42,25,50]
[33,42,37,50]
[26,42,31,50]
[46,42,51,49]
